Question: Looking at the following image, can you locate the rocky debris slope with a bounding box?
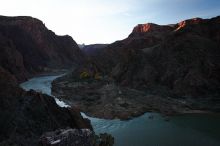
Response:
[52,75,193,120]
[52,16,220,120]
[0,15,85,82]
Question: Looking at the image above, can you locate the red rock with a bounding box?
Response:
[175,18,203,31]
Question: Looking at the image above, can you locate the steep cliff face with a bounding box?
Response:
[88,21,174,74]
[0,67,92,146]
[175,18,203,31]
[0,33,28,81]
[0,16,85,82]
[111,16,220,97]
[130,23,173,38]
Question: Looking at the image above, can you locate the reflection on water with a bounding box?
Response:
[20,75,220,146]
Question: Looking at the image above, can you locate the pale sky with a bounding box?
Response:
[0,0,220,44]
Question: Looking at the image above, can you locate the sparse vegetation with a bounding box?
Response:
[80,71,90,79]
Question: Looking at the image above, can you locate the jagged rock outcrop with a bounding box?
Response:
[0,67,93,146]
[0,15,85,82]
[40,129,95,146]
[175,18,203,31]
[130,23,173,37]
[39,129,114,146]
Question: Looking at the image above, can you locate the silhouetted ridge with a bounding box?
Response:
[0,15,85,82]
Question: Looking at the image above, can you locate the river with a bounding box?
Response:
[20,74,220,146]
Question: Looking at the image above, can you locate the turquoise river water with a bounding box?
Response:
[20,74,220,146]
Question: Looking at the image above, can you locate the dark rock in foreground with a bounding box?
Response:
[39,129,114,146]
[40,129,95,146]
[0,67,95,146]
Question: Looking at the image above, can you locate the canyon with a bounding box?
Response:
[0,16,113,146]
[0,15,220,146]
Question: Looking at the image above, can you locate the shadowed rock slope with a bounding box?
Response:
[0,15,84,82]
[110,16,220,97]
